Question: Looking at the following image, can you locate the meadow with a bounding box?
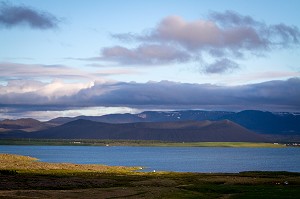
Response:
[0,153,299,198]
[0,138,286,148]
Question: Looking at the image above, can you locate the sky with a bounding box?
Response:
[1,0,300,120]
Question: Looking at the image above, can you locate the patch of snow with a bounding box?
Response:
[138,114,147,119]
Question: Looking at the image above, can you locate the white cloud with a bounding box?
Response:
[0,106,140,121]
[0,80,94,98]
[38,80,95,99]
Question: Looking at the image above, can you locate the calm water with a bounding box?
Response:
[0,145,299,173]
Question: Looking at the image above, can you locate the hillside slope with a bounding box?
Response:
[0,118,52,132]
[46,110,300,135]
[12,119,267,142]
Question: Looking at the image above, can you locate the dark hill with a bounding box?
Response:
[2,110,298,142]
[46,113,145,125]
[219,110,300,135]
[46,117,74,126]
[134,110,232,122]
[46,110,300,136]
[0,118,41,129]
[0,118,51,132]
[22,119,266,142]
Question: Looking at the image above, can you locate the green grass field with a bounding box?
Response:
[0,154,299,198]
[0,138,286,147]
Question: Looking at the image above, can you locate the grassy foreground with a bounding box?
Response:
[0,154,300,198]
[0,138,286,147]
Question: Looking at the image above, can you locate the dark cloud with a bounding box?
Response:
[270,23,300,46]
[204,58,239,74]
[0,2,59,29]
[106,11,300,73]
[73,78,300,112]
[209,10,261,27]
[1,78,299,112]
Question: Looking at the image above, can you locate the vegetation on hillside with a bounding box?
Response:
[0,138,286,147]
[0,154,299,198]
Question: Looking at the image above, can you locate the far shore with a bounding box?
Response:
[0,138,287,148]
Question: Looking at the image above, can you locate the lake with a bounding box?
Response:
[0,145,299,173]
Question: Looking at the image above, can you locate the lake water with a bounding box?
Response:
[0,145,299,173]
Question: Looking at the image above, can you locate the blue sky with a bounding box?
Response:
[1,0,300,120]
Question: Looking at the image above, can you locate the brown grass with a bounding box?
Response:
[0,153,300,199]
[0,153,140,173]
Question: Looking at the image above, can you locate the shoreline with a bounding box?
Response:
[0,153,299,198]
[0,138,287,148]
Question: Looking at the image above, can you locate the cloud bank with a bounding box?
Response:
[0,1,59,29]
[1,78,299,113]
[101,11,300,73]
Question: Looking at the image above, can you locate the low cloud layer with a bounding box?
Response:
[101,11,300,73]
[1,78,299,114]
[0,62,134,81]
[0,62,85,80]
[0,1,59,29]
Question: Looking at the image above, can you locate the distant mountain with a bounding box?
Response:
[5,119,267,142]
[0,118,52,132]
[46,110,233,125]
[46,110,300,135]
[46,113,145,125]
[46,117,75,126]
[136,111,300,135]
[1,110,299,142]
[219,110,300,135]
[134,110,233,122]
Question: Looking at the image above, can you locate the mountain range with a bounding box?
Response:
[1,119,267,142]
[47,110,300,135]
[0,110,299,142]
